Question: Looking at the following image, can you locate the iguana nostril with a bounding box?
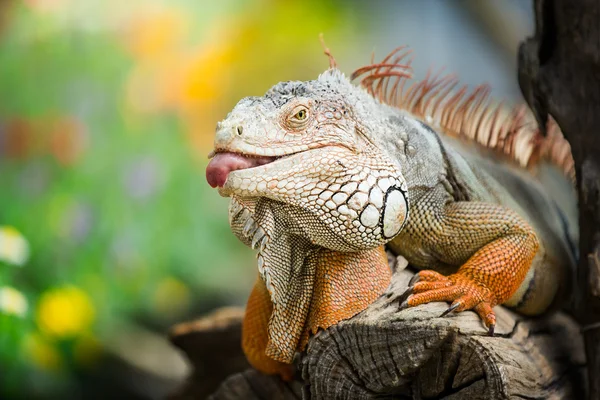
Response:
[236,126,243,136]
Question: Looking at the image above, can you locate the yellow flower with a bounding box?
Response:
[36,286,95,338]
[23,333,63,371]
[153,277,190,316]
[0,286,28,317]
[0,226,30,266]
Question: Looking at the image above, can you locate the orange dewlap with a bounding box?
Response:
[300,245,392,350]
[242,245,391,379]
[241,277,294,380]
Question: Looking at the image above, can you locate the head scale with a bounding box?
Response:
[207,69,409,254]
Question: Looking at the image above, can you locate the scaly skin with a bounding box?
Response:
[205,67,577,379]
[242,276,295,379]
[243,246,390,377]
[396,201,539,330]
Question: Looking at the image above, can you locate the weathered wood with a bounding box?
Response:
[210,369,303,400]
[517,1,600,398]
[168,307,250,400]
[172,257,586,399]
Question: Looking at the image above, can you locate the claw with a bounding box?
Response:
[397,285,414,303]
[488,324,495,336]
[398,299,409,311]
[440,302,461,317]
[408,274,420,287]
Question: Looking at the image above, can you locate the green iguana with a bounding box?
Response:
[205,47,577,379]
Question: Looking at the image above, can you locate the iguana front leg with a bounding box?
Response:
[399,201,540,333]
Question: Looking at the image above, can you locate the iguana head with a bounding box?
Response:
[206,69,409,252]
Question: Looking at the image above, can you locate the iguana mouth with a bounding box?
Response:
[206,152,278,188]
[206,144,352,188]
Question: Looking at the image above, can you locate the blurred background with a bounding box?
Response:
[0,1,532,399]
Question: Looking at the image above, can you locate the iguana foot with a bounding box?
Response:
[400,270,497,333]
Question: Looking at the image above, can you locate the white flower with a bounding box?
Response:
[0,226,30,266]
[0,286,28,317]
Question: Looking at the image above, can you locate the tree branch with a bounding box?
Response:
[518,1,600,398]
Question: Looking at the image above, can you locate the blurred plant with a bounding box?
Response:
[122,0,354,154]
[0,286,28,317]
[0,0,358,397]
[23,332,63,372]
[72,332,102,367]
[36,286,95,338]
[0,226,29,266]
[152,276,191,318]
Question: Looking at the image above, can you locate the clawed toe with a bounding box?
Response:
[396,270,498,334]
[439,301,461,317]
[408,274,420,287]
[398,299,409,311]
[397,285,414,303]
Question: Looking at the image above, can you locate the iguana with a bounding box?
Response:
[205,47,577,379]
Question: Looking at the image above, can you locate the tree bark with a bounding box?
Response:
[171,257,586,399]
[518,1,600,398]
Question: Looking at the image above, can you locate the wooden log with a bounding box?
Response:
[171,257,586,399]
[517,1,600,398]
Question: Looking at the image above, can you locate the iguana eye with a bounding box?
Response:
[286,105,310,129]
[294,109,307,120]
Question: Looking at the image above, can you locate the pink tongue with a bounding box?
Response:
[206,152,274,188]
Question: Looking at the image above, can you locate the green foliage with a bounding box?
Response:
[0,1,357,397]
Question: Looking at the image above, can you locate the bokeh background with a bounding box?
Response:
[0,1,532,399]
